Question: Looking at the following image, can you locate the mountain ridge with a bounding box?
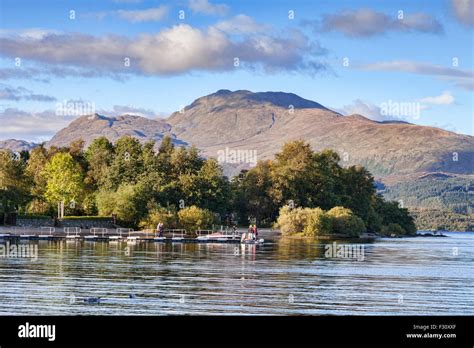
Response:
[0,90,472,179]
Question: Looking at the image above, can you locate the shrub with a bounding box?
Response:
[61,216,111,220]
[303,207,332,237]
[139,205,177,230]
[277,206,310,235]
[17,214,51,220]
[326,206,366,237]
[177,206,216,233]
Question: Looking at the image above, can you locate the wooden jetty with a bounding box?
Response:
[0,227,265,244]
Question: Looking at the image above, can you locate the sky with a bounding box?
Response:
[0,0,472,142]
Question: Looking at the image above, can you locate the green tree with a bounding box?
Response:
[96,184,147,224]
[374,196,416,235]
[270,141,315,207]
[0,150,30,222]
[85,137,114,189]
[340,165,376,223]
[42,152,85,216]
[105,136,144,190]
[232,161,276,225]
[25,145,50,214]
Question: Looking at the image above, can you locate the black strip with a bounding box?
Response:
[0,316,472,347]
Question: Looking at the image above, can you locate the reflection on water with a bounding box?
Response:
[0,232,473,315]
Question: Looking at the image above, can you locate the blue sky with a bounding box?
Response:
[0,0,472,141]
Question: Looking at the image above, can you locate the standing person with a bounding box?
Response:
[253,224,258,240]
[158,222,164,237]
[248,224,254,241]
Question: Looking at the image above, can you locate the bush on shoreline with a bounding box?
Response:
[277,205,365,237]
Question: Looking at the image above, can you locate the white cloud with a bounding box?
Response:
[188,0,229,16]
[359,60,472,77]
[451,0,474,26]
[311,9,443,37]
[358,60,474,91]
[0,85,56,102]
[339,99,391,121]
[214,15,269,34]
[99,105,167,118]
[0,28,61,39]
[0,108,75,142]
[340,92,456,123]
[117,6,169,22]
[0,25,327,77]
[419,91,454,105]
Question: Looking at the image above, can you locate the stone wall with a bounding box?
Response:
[16,218,115,229]
[59,219,114,229]
[16,218,54,228]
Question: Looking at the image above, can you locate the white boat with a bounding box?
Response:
[84,235,99,240]
[19,234,36,239]
[196,232,238,240]
[241,238,264,244]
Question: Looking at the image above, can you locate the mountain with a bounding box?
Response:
[167,90,474,178]
[19,90,474,180]
[0,139,37,152]
[47,113,186,148]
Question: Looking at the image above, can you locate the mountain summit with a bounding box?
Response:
[47,113,184,148]
[168,90,473,177]
[5,89,471,179]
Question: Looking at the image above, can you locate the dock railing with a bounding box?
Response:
[195,228,240,238]
[64,227,81,237]
[164,229,186,239]
[116,228,133,238]
[39,226,55,236]
[195,229,214,237]
[90,227,108,237]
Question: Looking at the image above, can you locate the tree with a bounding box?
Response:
[85,137,114,189]
[42,152,85,217]
[25,145,50,214]
[374,195,416,235]
[96,184,143,224]
[232,160,276,225]
[0,150,30,223]
[340,165,376,223]
[270,141,315,207]
[105,136,144,190]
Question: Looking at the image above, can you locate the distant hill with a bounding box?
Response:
[5,90,473,180]
[0,139,37,153]
[381,172,473,213]
[47,113,187,148]
[167,90,474,177]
